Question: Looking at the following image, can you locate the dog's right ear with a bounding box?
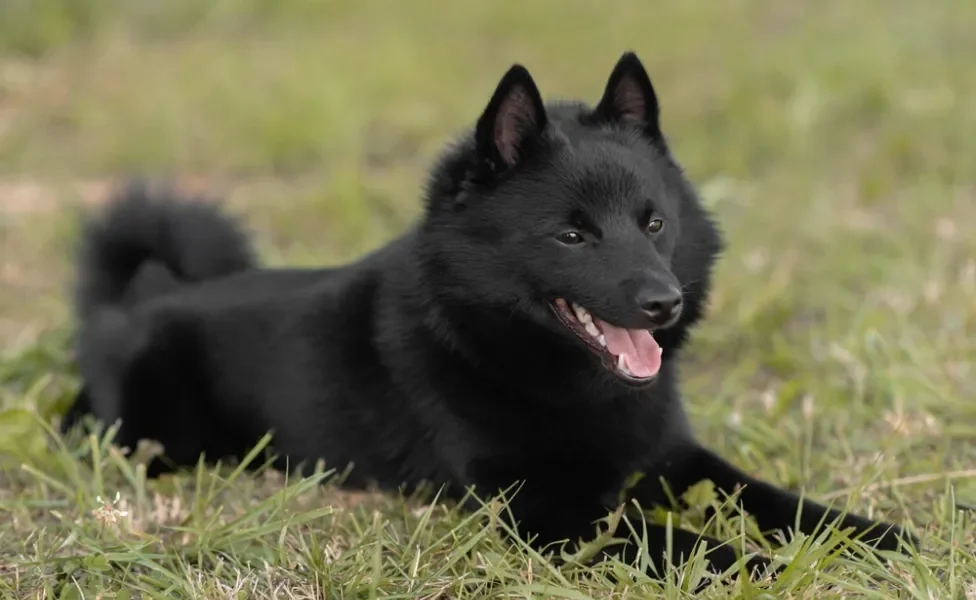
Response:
[475,64,548,173]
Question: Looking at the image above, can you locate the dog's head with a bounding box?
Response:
[421,52,723,387]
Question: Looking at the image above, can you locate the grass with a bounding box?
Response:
[1,0,975,597]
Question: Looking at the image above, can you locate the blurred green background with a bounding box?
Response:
[3,0,975,479]
[3,0,975,478]
[0,0,974,594]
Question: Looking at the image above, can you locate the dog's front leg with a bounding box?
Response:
[467,461,772,584]
[506,493,773,585]
[637,443,917,554]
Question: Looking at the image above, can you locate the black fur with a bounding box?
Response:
[62,52,915,584]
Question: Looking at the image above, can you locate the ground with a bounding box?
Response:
[0,0,974,598]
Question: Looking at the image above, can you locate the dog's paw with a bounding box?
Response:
[691,551,780,593]
[746,554,784,580]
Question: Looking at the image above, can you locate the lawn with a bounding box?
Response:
[1,0,974,597]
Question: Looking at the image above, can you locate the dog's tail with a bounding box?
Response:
[73,180,257,319]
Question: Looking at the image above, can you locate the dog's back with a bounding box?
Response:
[68,183,342,471]
[65,181,448,483]
[67,181,254,435]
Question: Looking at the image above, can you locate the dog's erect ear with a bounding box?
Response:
[593,52,662,141]
[475,64,547,171]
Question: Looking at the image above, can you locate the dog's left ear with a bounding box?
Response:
[593,52,663,142]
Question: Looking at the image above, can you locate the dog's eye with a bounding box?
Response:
[646,218,665,234]
[557,231,584,245]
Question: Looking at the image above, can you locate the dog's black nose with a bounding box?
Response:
[638,289,683,327]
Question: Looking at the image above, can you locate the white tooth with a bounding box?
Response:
[617,354,626,371]
[573,303,592,324]
[585,322,600,338]
[658,347,663,356]
[598,334,606,347]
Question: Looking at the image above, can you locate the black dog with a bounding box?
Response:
[63,52,913,582]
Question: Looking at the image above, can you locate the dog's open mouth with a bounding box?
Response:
[551,298,663,383]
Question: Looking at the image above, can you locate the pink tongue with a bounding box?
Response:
[595,318,662,378]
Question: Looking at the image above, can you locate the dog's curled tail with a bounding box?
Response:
[74,180,257,318]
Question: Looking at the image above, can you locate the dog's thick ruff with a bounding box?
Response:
[63,52,914,583]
